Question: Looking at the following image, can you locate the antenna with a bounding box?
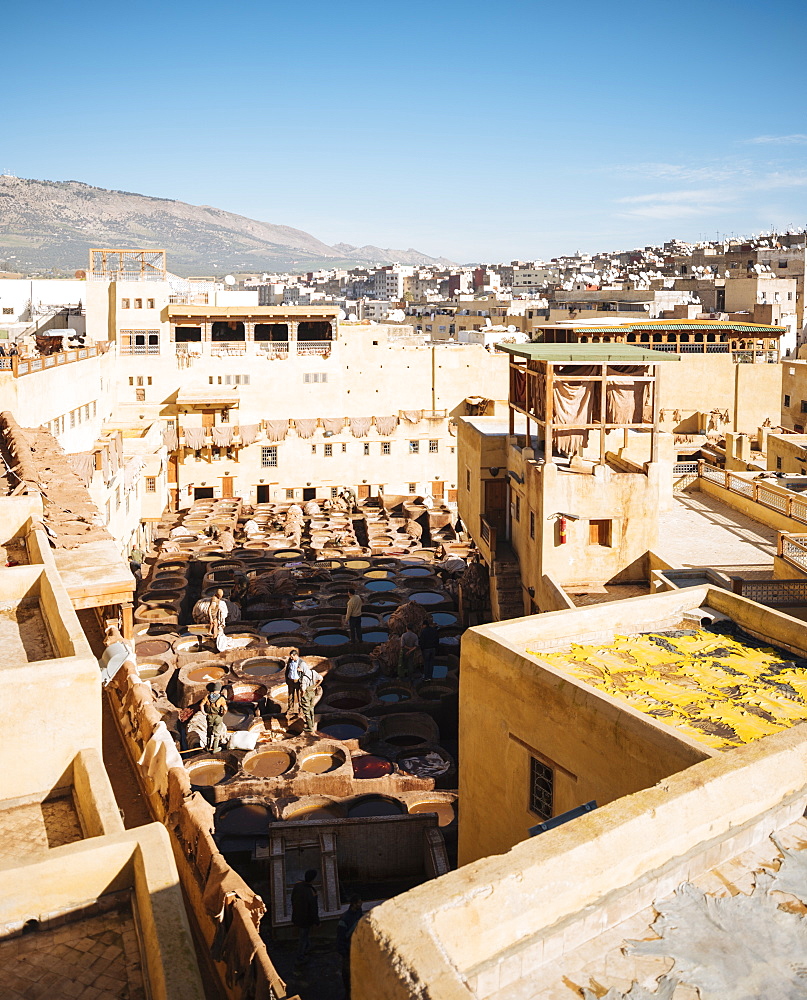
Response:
[224,274,236,286]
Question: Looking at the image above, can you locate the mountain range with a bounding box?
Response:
[0,176,455,276]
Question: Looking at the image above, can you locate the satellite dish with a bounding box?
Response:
[348,313,358,322]
[337,308,347,321]
[507,324,517,333]
[224,275,236,286]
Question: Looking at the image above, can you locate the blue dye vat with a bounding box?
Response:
[362,631,389,642]
[366,580,397,592]
[410,591,444,605]
[432,612,457,626]
[317,633,349,646]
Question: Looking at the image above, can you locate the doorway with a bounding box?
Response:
[484,479,508,535]
[303,487,316,501]
[256,485,271,503]
[221,476,234,498]
[194,487,214,500]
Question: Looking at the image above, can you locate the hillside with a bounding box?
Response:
[0,176,455,275]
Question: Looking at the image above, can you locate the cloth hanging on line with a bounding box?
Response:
[606,366,647,425]
[553,365,597,457]
[510,369,527,408]
[322,417,345,434]
[238,423,260,446]
[264,419,289,442]
[294,418,318,439]
[163,426,178,451]
[183,427,206,450]
[401,410,423,424]
[374,415,398,436]
[350,416,373,438]
[67,452,94,487]
[212,426,233,446]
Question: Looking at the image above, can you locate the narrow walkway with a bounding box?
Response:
[657,491,778,575]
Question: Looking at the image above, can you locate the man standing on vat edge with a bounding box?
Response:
[298,658,323,734]
[344,587,363,644]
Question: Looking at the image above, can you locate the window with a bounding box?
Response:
[129,377,134,386]
[429,439,439,453]
[331,487,339,498]
[92,401,96,417]
[381,442,391,455]
[136,376,144,387]
[121,299,130,309]
[224,374,250,385]
[303,372,328,383]
[514,495,521,521]
[466,468,471,491]
[785,395,791,408]
[450,446,455,454]
[145,476,156,492]
[530,511,535,539]
[801,401,807,415]
[83,404,90,420]
[147,298,155,309]
[120,330,159,355]
[341,443,347,453]
[409,483,417,493]
[70,410,76,428]
[134,298,142,309]
[2,307,13,315]
[311,444,317,454]
[324,443,333,457]
[409,440,420,454]
[261,446,277,467]
[529,756,553,820]
[589,519,612,546]
[776,457,783,470]
[363,443,370,456]
[286,488,295,499]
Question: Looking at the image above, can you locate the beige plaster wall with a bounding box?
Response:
[351,724,807,1000]
[457,615,711,866]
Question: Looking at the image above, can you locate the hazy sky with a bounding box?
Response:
[5,0,807,262]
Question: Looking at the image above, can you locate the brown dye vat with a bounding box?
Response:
[408,800,456,827]
[223,703,255,728]
[137,660,167,680]
[299,749,345,774]
[240,657,284,677]
[186,665,226,683]
[243,748,293,778]
[136,639,172,657]
[187,759,233,786]
[345,559,370,569]
[352,755,393,779]
[347,796,403,818]
[174,635,203,654]
[326,690,372,711]
[217,801,272,835]
[284,800,345,821]
[229,683,267,703]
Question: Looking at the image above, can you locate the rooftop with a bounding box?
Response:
[539,318,784,334]
[496,343,681,364]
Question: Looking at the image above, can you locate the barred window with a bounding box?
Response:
[363,443,370,456]
[145,477,157,493]
[408,482,417,493]
[429,439,439,453]
[529,757,553,820]
[303,372,328,383]
[331,487,338,498]
[286,488,294,499]
[261,446,277,467]
[381,442,391,455]
[409,440,419,454]
[324,443,333,457]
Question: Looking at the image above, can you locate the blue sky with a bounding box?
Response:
[4,0,807,262]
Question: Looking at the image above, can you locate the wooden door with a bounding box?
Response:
[221,476,234,498]
[484,479,508,535]
[202,410,215,430]
[432,481,445,500]
[357,485,371,500]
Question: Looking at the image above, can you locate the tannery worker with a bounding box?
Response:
[344,587,363,644]
[298,658,323,734]
[202,681,228,752]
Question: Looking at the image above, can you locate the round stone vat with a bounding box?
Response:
[281,797,347,822]
[314,630,350,648]
[432,612,458,627]
[321,686,374,713]
[216,798,274,836]
[346,795,404,818]
[362,628,390,644]
[331,655,378,683]
[152,560,189,575]
[228,681,267,704]
[149,573,187,590]
[298,744,346,774]
[365,579,397,592]
[394,745,456,787]
[351,754,394,779]
[377,712,439,748]
[307,616,344,631]
[223,702,257,730]
[416,680,457,703]
[409,590,451,606]
[239,656,285,679]
[134,604,179,625]
[173,633,205,654]
[273,549,305,562]
[318,713,369,744]
[178,662,229,708]
[376,682,412,705]
[365,595,400,613]
[186,755,237,787]
[344,559,371,570]
[399,566,434,579]
[407,796,457,827]
[135,637,173,658]
[141,586,185,604]
[259,619,302,636]
[136,659,171,681]
[364,569,394,580]
[242,745,295,778]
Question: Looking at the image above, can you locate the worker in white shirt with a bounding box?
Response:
[297,658,323,734]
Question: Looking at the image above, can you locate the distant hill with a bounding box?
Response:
[0,176,456,276]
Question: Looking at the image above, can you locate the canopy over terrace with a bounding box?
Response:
[496,343,681,466]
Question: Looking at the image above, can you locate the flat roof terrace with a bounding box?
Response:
[657,492,777,576]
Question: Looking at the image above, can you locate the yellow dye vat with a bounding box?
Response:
[528,626,807,751]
